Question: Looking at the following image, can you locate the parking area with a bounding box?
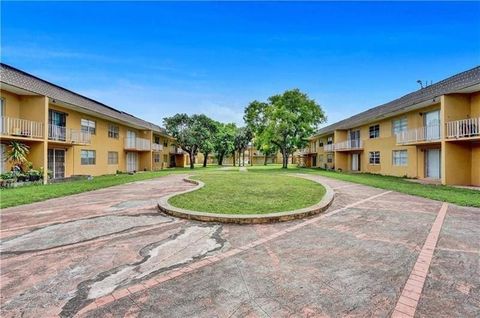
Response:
[0,174,478,318]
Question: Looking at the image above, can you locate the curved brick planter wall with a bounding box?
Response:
[157,174,334,224]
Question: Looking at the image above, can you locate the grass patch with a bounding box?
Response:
[169,171,326,214]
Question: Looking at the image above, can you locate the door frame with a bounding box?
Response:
[351,153,360,171]
[425,148,441,179]
[126,152,138,172]
[48,148,66,179]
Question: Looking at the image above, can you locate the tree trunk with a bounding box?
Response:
[189,152,195,169]
[264,154,268,165]
[203,153,208,167]
[233,152,236,166]
[242,151,245,167]
[282,148,288,169]
[218,153,224,166]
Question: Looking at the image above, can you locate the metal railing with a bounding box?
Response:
[334,139,363,151]
[152,143,164,151]
[323,144,335,152]
[48,124,92,144]
[170,147,184,154]
[124,137,151,150]
[396,124,441,144]
[1,116,44,139]
[446,117,480,139]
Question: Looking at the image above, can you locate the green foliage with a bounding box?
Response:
[5,141,30,168]
[213,122,237,165]
[244,89,326,168]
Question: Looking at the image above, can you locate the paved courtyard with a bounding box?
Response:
[0,173,479,318]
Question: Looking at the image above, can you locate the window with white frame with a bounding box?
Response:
[154,153,160,163]
[327,136,333,144]
[81,119,96,135]
[369,125,380,139]
[327,154,333,163]
[318,139,324,147]
[369,151,380,165]
[108,151,118,164]
[81,150,96,165]
[392,118,408,135]
[319,154,324,162]
[392,150,407,166]
[163,139,168,147]
[108,124,119,139]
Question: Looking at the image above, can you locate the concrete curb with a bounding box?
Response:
[157,174,335,224]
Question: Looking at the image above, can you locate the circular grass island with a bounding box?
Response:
[158,171,334,224]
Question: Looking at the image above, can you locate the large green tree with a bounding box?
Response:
[163,113,215,169]
[233,126,252,166]
[195,116,219,167]
[213,123,236,166]
[244,89,326,168]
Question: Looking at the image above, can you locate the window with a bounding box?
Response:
[369,151,380,165]
[392,150,407,166]
[369,124,380,139]
[154,153,160,163]
[327,136,333,144]
[392,118,407,135]
[154,136,160,144]
[163,154,168,163]
[327,154,333,163]
[108,124,119,139]
[163,140,168,147]
[81,150,96,165]
[319,154,324,162]
[108,151,118,165]
[318,139,324,147]
[81,119,96,135]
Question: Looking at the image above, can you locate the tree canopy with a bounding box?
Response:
[244,89,326,168]
[213,122,237,166]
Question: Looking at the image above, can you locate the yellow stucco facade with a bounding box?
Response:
[302,92,480,186]
[1,87,184,182]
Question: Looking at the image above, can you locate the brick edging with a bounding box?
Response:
[157,175,335,224]
[391,202,449,318]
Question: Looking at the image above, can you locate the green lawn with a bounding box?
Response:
[168,171,326,214]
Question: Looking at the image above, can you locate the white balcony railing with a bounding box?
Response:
[1,116,44,139]
[396,124,441,144]
[446,117,480,139]
[170,147,184,154]
[152,143,164,151]
[334,139,363,151]
[48,124,92,144]
[124,137,151,151]
[323,144,334,152]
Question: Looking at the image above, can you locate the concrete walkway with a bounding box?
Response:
[0,174,478,318]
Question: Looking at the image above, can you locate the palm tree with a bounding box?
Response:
[5,141,30,170]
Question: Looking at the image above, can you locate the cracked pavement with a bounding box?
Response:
[0,173,479,317]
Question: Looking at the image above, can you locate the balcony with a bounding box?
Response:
[334,139,363,151]
[299,147,316,155]
[323,144,334,152]
[170,147,184,155]
[1,116,44,139]
[124,137,151,151]
[396,124,441,144]
[446,117,480,140]
[152,143,164,151]
[48,125,92,144]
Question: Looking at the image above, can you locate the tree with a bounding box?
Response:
[196,116,219,167]
[213,123,236,166]
[233,126,252,166]
[244,89,326,168]
[163,114,214,169]
[5,141,30,171]
[254,135,279,166]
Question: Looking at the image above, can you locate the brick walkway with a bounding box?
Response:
[1,174,478,318]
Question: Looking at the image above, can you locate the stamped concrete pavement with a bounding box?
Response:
[0,173,478,318]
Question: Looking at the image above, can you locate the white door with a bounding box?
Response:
[47,149,66,179]
[126,131,136,148]
[424,110,440,140]
[352,153,359,171]
[126,152,138,172]
[426,149,441,179]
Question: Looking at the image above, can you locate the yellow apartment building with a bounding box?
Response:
[0,63,186,183]
[299,66,480,186]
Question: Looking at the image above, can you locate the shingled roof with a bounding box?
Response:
[314,66,480,136]
[0,63,168,135]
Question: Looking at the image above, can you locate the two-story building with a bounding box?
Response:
[301,66,480,186]
[0,63,185,183]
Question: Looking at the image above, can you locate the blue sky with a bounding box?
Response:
[2,1,479,127]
